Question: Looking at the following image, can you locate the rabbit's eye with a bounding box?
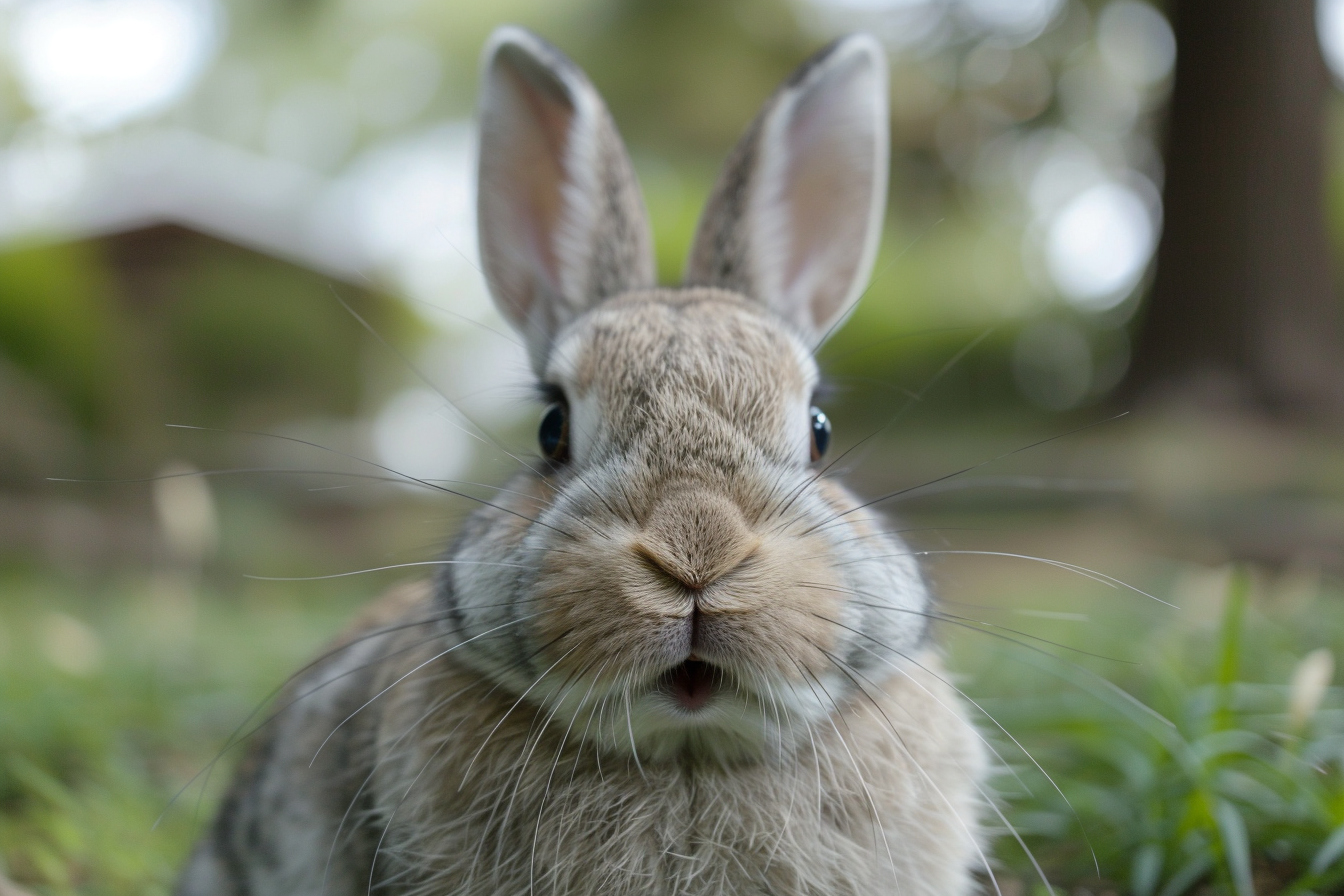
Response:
[810,406,831,461]
[539,402,570,463]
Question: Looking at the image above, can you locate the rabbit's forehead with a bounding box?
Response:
[548,290,817,428]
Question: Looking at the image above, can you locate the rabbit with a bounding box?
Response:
[176,26,989,896]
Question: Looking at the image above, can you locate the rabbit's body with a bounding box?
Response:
[180,29,989,896]
[182,586,983,896]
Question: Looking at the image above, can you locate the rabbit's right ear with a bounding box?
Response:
[476,27,656,373]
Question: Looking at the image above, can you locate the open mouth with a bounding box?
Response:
[660,659,721,711]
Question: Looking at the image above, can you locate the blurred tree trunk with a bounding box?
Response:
[1128,0,1344,418]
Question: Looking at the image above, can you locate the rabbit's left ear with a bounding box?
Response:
[684,35,889,346]
[476,27,656,372]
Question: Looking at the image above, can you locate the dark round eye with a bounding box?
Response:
[810,406,831,461]
[539,402,569,463]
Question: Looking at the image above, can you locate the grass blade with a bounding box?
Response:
[1215,799,1255,896]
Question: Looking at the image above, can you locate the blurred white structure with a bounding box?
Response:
[0,0,533,495]
[0,122,490,315]
[373,387,476,486]
[0,119,515,491]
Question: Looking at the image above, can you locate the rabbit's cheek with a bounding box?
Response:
[690,537,848,682]
[528,536,694,676]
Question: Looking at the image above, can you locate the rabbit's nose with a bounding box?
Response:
[633,488,759,591]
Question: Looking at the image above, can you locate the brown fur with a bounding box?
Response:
[372,587,982,896]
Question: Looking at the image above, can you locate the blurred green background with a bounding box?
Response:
[2,0,1344,893]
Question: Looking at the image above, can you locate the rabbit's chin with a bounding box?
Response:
[532,658,843,766]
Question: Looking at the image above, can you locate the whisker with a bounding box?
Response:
[764,329,995,534]
[840,549,1175,608]
[795,580,1134,663]
[892,474,1131,499]
[49,467,425,488]
[458,639,580,789]
[365,672,522,894]
[532,656,613,892]
[845,633,1102,880]
[365,629,585,894]
[809,218,945,353]
[807,597,1153,882]
[567,662,615,792]
[801,581,1158,713]
[816,323,979,366]
[783,525,988,567]
[330,285,554,485]
[310,612,547,767]
[809,638,1008,895]
[244,559,540,582]
[320,676,488,896]
[165,423,578,539]
[789,659,898,874]
[802,412,1131,536]
[758,678,801,870]
[156,608,472,827]
[823,327,997,477]
[623,672,647,781]
[489,654,603,865]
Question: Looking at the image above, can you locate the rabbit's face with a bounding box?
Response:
[504,289,929,762]
[455,29,904,762]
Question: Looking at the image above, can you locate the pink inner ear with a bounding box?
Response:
[779,68,879,333]
[499,62,577,298]
[476,29,655,368]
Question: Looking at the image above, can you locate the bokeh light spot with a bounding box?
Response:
[1045,181,1156,311]
[1097,1,1176,87]
[1319,0,1344,83]
[11,0,221,133]
[960,0,1064,37]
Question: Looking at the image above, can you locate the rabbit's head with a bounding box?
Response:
[448,28,928,764]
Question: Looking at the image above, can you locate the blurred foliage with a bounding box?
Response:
[0,227,420,483]
[0,242,121,431]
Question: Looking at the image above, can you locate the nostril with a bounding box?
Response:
[634,542,705,591]
[634,488,761,591]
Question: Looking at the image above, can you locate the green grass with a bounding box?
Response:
[1,564,1342,894]
[0,571,368,894]
[957,568,1344,895]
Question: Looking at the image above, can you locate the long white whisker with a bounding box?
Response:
[245,559,540,582]
[529,657,611,894]
[829,548,1175,607]
[320,678,485,896]
[166,423,578,539]
[623,670,648,781]
[787,658,898,875]
[846,634,1101,878]
[459,644,580,789]
[311,612,545,767]
[813,643,1006,896]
